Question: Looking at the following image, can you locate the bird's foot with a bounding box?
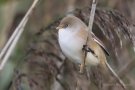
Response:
[82,45,98,58]
[82,45,89,52]
[82,45,94,53]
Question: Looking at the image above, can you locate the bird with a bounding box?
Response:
[56,15,126,89]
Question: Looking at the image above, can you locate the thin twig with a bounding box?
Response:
[55,58,70,90]
[79,0,99,73]
[76,79,81,90]
[0,0,39,72]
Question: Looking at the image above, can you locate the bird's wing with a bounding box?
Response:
[91,33,110,56]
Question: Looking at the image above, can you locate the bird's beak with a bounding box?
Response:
[56,25,63,30]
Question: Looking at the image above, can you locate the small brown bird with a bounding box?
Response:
[56,16,126,89]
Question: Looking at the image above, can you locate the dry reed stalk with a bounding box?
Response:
[0,0,39,72]
[79,0,99,73]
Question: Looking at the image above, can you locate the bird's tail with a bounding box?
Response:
[105,62,127,90]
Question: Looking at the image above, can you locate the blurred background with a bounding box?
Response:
[0,0,135,90]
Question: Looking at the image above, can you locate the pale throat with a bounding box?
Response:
[58,28,77,38]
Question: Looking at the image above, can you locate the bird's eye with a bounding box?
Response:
[63,24,68,28]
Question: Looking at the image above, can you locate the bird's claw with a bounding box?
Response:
[82,45,98,58]
[82,45,89,52]
[82,45,93,53]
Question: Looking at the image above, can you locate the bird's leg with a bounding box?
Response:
[82,45,98,58]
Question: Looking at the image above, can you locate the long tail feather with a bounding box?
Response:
[105,62,127,90]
